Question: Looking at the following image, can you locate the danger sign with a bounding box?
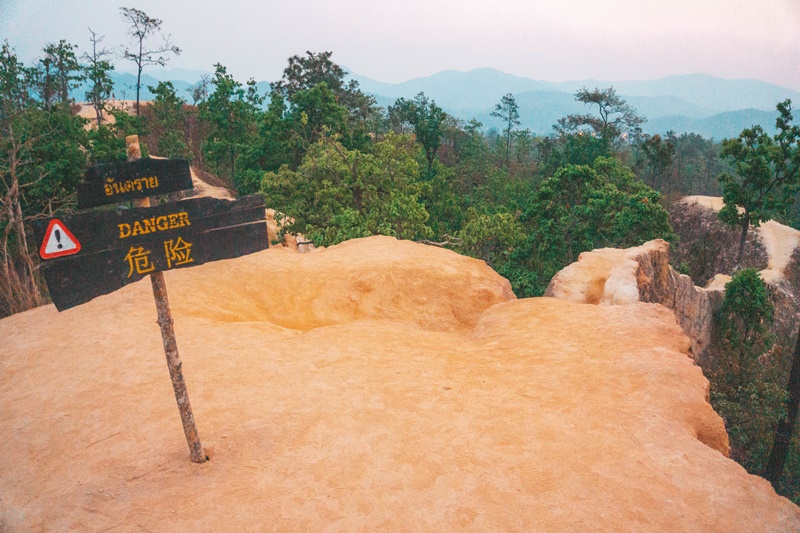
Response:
[32,195,267,311]
[39,219,81,259]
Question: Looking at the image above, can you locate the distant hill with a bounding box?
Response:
[351,70,797,140]
[648,109,779,140]
[552,74,800,113]
[355,68,560,110]
[70,67,797,140]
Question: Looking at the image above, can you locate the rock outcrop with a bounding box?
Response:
[670,196,769,286]
[545,239,724,357]
[548,196,800,359]
[1,236,798,530]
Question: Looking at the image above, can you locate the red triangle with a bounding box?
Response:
[40,219,81,259]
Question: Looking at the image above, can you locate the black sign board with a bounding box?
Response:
[77,158,194,209]
[33,195,268,311]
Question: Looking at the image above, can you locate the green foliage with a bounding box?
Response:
[389,93,447,172]
[84,108,149,165]
[272,51,376,149]
[545,132,611,172]
[0,42,88,314]
[34,40,83,109]
[640,133,675,190]
[148,81,190,159]
[708,269,787,472]
[491,93,520,165]
[273,51,375,112]
[512,157,674,296]
[419,162,463,237]
[199,64,262,193]
[634,131,724,199]
[555,86,645,148]
[717,100,800,261]
[0,42,87,217]
[82,29,114,127]
[455,209,525,268]
[286,82,350,158]
[775,435,800,505]
[261,133,432,246]
[1,108,87,213]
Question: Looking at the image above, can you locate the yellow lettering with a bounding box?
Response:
[119,212,192,241]
[142,217,156,235]
[131,221,144,236]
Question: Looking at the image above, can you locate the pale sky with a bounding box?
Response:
[1,0,799,89]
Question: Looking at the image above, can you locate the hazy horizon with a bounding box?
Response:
[2,0,799,91]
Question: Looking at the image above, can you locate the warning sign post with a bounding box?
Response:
[34,136,269,463]
[32,194,267,310]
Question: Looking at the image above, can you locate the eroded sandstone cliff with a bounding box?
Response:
[547,196,800,360]
[1,236,797,531]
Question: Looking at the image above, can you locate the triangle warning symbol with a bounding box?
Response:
[40,219,81,259]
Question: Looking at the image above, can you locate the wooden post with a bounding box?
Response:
[127,135,207,463]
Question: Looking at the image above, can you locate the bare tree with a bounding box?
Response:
[83,28,114,126]
[188,74,210,106]
[119,7,180,115]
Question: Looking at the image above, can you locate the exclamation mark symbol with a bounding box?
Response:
[55,228,63,249]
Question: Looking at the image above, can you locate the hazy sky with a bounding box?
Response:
[1,0,799,89]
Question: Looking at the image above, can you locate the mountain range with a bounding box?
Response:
[74,68,800,141]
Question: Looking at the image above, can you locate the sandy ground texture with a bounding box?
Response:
[1,236,798,531]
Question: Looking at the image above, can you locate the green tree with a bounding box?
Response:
[388,93,447,173]
[261,133,432,246]
[199,64,262,192]
[514,157,673,296]
[285,82,349,162]
[34,40,82,109]
[491,93,520,165]
[717,100,800,265]
[454,209,525,269]
[273,50,376,149]
[555,87,645,148]
[641,133,675,191]
[119,7,181,115]
[82,28,114,127]
[273,51,374,118]
[239,81,350,186]
[708,269,786,473]
[147,81,190,159]
[0,43,86,315]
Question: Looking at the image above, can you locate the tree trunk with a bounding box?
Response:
[7,147,43,307]
[764,323,800,487]
[12,186,41,305]
[505,129,511,166]
[737,217,750,267]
